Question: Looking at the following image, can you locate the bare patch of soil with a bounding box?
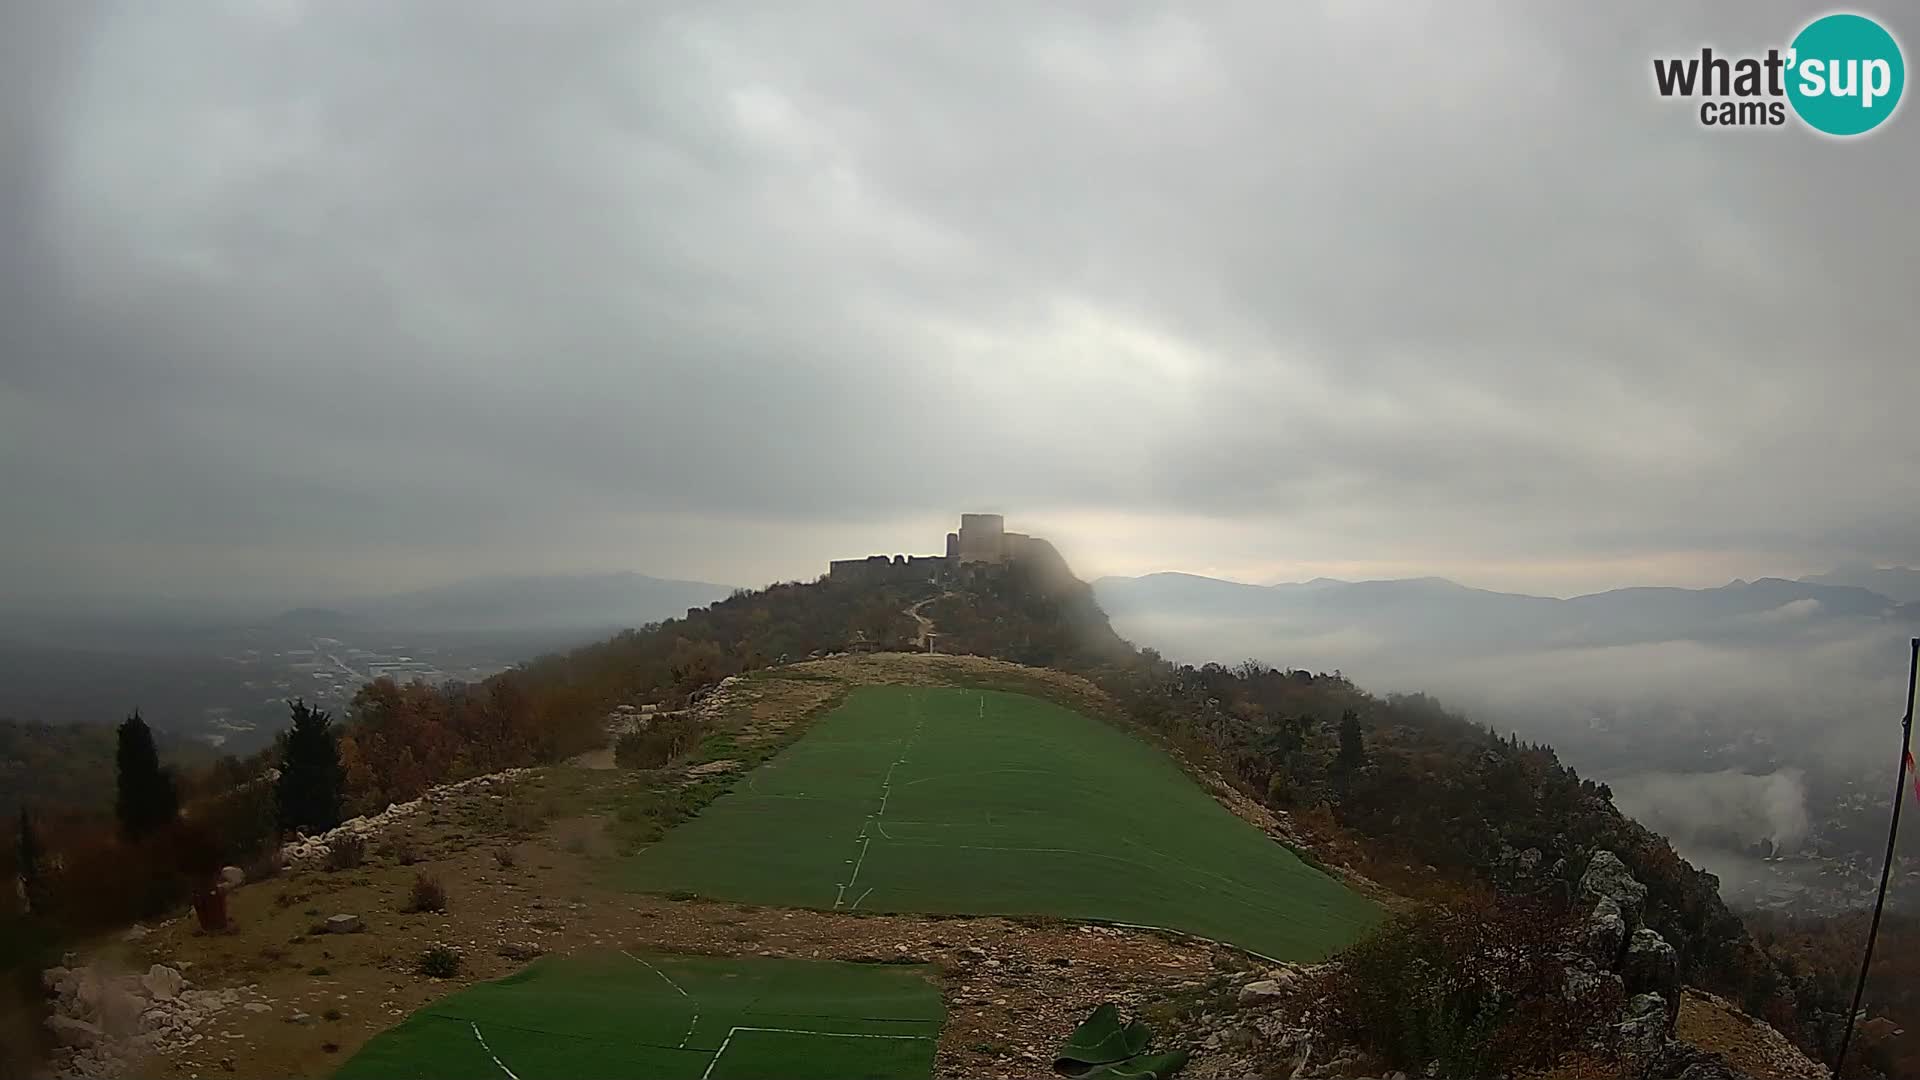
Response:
[1676,989,1828,1080]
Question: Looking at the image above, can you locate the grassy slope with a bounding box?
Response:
[336,950,944,1080]
[617,686,1378,961]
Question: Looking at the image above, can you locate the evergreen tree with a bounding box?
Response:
[276,699,343,836]
[115,710,179,840]
[1334,708,1368,773]
[16,805,42,914]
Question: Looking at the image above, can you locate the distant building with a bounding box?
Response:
[826,513,1053,584]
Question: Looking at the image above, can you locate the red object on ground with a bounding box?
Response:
[193,886,229,932]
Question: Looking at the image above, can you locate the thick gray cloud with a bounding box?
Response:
[3,1,1917,607]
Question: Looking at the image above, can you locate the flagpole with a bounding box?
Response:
[1835,636,1920,1076]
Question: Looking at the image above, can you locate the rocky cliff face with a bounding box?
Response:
[1570,849,1824,1080]
[1168,846,1826,1080]
[1577,850,1682,1045]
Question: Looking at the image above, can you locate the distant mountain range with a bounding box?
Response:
[1092,570,1915,659]
[1798,564,1920,604]
[274,572,739,634]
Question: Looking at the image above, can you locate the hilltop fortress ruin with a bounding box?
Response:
[827,513,1059,585]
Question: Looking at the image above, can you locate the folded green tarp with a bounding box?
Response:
[1054,1002,1190,1080]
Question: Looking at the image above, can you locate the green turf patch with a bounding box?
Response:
[616,686,1378,961]
[333,951,943,1080]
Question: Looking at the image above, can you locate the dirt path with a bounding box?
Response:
[905,593,948,651]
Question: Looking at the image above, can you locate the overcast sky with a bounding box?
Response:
[3,1,1917,611]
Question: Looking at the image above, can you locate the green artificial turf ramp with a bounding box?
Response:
[333,950,943,1080]
[618,686,1377,960]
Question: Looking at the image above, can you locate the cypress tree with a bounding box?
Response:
[1334,708,1368,773]
[276,699,343,835]
[115,710,179,840]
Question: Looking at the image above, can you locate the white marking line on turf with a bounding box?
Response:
[842,833,873,901]
[700,1026,933,1080]
[835,691,924,909]
[622,951,700,1048]
[851,886,874,909]
[469,1022,522,1080]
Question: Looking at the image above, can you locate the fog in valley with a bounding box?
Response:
[1098,573,1919,910]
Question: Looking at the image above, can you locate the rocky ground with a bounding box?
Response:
[1672,991,1829,1080]
[40,768,1227,1079]
[36,958,271,1079]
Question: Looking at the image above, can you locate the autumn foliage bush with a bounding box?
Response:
[26,818,224,934]
[405,874,446,914]
[323,834,365,872]
[1310,898,1620,1079]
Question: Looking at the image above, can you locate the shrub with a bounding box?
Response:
[1311,899,1619,1079]
[406,874,447,913]
[418,944,462,978]
[324,835,364,872]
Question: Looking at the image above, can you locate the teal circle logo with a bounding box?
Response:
[1787,13,1905,136]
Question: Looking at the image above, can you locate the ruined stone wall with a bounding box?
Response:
[829,554,948,585]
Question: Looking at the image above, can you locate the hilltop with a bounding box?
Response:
[0,520,1864,1079]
